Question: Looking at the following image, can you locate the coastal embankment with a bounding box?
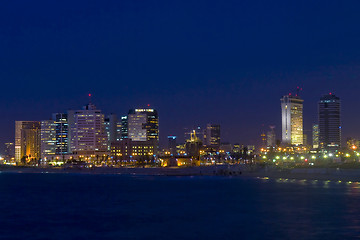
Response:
[2,164,360,181]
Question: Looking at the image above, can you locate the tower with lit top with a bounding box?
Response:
[281,91,304,146]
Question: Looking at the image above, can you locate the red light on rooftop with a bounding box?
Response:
[329,92,332,95]
[89,93,92,97]
[147,104,150,107]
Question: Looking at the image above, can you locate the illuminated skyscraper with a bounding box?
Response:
[312,124,319,149]
[120,116,128,139]
[15,121,41,162]
[319,94,341,149]
[281,94,304,145]
[68,103,108,155]
[127,109,159,142]
[168,136,177,155]
[41,120,57,159]
[52,113,68,155]
[204,124,220,147]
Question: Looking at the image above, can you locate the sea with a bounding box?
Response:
[0,173,359,240]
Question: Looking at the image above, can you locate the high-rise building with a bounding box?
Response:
[41,120,57,159]
[185,130,203,157]
[281,94,304,145]
[168,136,177,156]
[104,114,118,150]
[120,116,128,139]
[266,126,276,147]
[52,113,68,155]
[68,103,108,155]
[312,124,319,149]
[116,121,122,141]
[319,94,341,150]
[128,109,159,142]
[4,142,15,161]
[15,121,41,162]
[204,124,220,147]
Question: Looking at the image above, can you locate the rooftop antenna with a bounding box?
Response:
[88,93,92,104]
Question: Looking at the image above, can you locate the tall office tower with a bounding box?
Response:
[319,94,341,150]
[15,121,41,162]
[281,94,304,145]
[128,109,159,142]
[40,120,57,159]
[4,142,15,160]
[168,136,177,155]
[116,121,122,141]
[312,124,319,149]
[266,126,276,147]
[104,114,118,150]
[204,124,221,147]
[52,113,68,155]
[68,103,108,155]
[120,116,128,139]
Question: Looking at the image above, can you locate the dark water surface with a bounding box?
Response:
[0,173,359,240]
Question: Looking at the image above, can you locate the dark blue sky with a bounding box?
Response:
[1,0,360,149]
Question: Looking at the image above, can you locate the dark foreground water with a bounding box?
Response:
[1,173,360,240]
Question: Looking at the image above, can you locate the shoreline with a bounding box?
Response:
[1,164,360,182]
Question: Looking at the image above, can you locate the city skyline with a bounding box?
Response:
[1,1,360,151]
[3,90,356,152]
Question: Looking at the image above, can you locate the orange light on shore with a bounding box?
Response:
[352,145,357,150]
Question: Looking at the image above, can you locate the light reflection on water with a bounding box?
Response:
[1,173,360,239]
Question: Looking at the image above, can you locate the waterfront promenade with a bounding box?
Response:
[2,164,360,182]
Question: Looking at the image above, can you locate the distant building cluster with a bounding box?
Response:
[8,100,160,165]
[260,91,347,164]
[279,92,341,151]
[4,90,354,167]
[7,99,246,167]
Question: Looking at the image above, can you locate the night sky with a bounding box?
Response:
[1,0,360,151]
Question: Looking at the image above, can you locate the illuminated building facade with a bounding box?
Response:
[120,116,128,139]
[281,94,304,145]
[4,142,15,161]
[111,139,156,161]
[68,103,108,155]
[312,124,319,149]
[128,109,159,142]
[204,124,220,147]
[116,121,122,141]
[185,127,203,143]
[185,130,203,157]
[319,94,341,149]
[52,113,68,155]
[168,136,177,155]
[41,120,57,159]
[15,121,41,162]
